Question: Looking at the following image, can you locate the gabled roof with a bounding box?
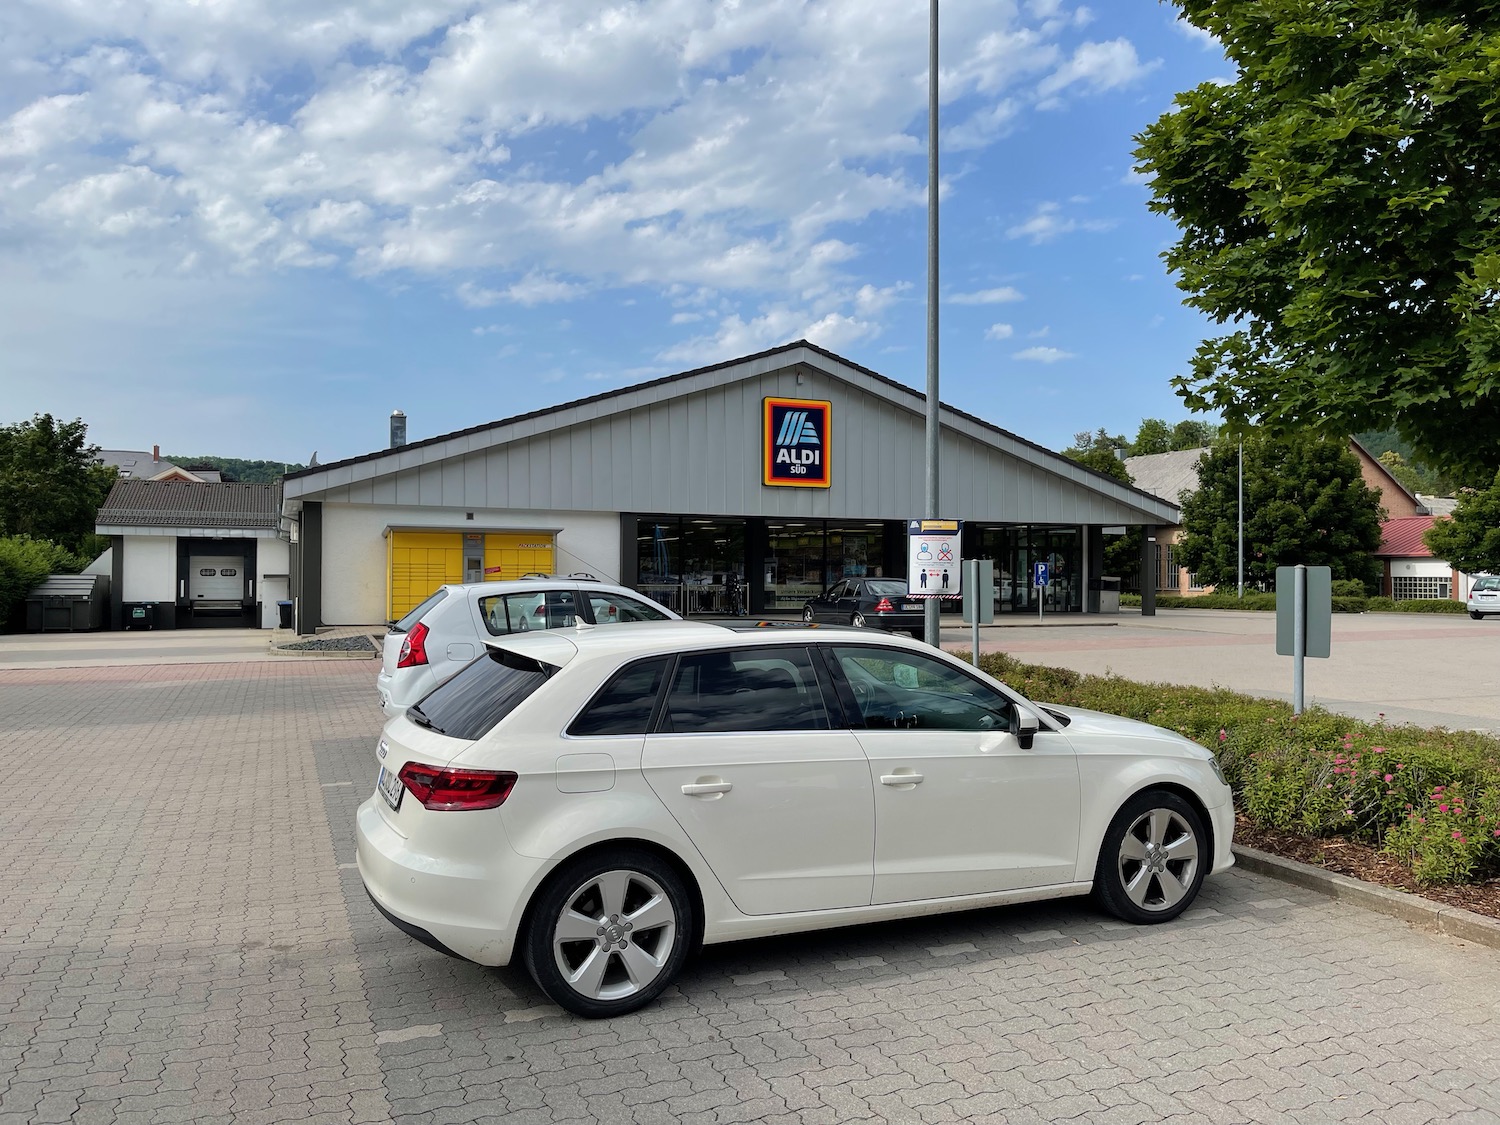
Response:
[1377,515,1441,558]
[95,449,206,481]
[97,480,278,530]
[284,339,1179,522]
[1121,448,1210,506]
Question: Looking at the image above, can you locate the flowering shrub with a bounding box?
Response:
[973,651,1500,885]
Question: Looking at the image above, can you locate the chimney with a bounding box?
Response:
[152,444,160,463]
[390,410,407,449]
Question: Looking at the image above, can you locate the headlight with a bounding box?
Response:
[1208,756,1229,787]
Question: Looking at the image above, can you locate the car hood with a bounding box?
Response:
[1038,703,1212,760]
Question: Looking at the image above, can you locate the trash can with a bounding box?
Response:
[123,602,157,630]
[24,574,111,631]
[277,600,293,629]
[1098,576,1121,614]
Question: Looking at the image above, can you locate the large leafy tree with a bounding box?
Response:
[0,414,117,553]
[1178,433,1385,589]
[1424,471,1500,574]
[1137,2,1500,481]
[1063,430,1142,576]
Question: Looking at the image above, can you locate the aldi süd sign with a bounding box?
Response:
[762,397,831,487]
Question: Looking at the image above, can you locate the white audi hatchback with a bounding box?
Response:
[376,578,678,716]
[357,622,1234,1018]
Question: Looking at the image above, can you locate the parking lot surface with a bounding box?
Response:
[3,659,1500,1124]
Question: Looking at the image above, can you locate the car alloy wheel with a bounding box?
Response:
[1093,790,1206,924]
[803,606,815,622]
[524,849,693,1017]
[851,612,867,628]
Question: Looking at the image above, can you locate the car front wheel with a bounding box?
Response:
[522,848,694,1018]
[851,612,867,628]
[803,606,816,622]
[1092,790,1206,924]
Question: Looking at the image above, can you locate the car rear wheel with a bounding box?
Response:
[1092,790,1206,924]
[803,606,816,623]
[522,848,694,1018]
[1472,610,1483,620]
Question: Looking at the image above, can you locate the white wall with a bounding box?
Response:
[257,537,290,628]
[1390,559,1452,579]
[319,504,622,624]
[121,536,177,602]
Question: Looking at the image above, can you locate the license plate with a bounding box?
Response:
[376,765,403,811]
[903,602,921,610]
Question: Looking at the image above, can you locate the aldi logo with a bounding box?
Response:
[763,397,832,487]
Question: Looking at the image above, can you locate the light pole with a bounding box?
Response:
[923,0,942,647]
[1237,439,1244,598]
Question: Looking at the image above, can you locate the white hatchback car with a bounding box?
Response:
[1469,575,1500,619]
[376,578,679,716]
[358,621,1235,1018]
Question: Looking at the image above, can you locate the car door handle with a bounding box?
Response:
[880,772,924,787]
[681,781,733,797]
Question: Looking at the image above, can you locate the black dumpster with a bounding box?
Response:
[1087,575,1122,614]
[24,574,111,631]
[123,601,157,630]
[277,600,293,629]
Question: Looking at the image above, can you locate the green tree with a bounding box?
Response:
[164,455,306,483]
[1424,471,1500,575]
[1063,431,1141,575]
[1377,450,1429,496]
[1136,2,1500,480]
[1130,419,1173,457]
[0,415,117,553]
[1178,432,1385,589]
[1170,419,1217,451]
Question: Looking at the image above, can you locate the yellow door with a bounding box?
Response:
[483,532,555,582]
[388,532,463,620]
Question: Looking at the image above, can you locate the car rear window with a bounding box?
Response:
[393,588,448,632]
[1474,576,1500,592]
[406,648,554,741]
[863,580,907,597]
[567,657,669,736]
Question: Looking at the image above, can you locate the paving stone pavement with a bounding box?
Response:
[4,660,1500,1125]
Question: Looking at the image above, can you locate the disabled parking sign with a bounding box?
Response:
[1033,561,1049,588]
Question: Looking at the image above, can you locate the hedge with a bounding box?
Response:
[0,536,88,627]
[1119,592,1469,615]
[970,651,1500,885]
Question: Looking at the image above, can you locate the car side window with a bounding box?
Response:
[477,591,580,636]
[588,592,672,625]
[568,658,669,736]
[831,646,1013,732]
[661,647,830,733]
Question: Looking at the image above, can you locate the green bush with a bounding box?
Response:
[973,650,1500,885]
[1331,578,1369,598]
[0,536,87,627]
[1153,592,1277,611]
[1367,596,1397,612]
[1331,595,1368,613]
[1120,593,1141,607]
[1394,598,1468,614]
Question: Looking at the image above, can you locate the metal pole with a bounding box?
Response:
[923,0,941,648]
[1292,562,1305,715]
[1238,440,1244,598]
[969,560,980,669]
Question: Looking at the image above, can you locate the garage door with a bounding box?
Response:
[388,533,463,621]
[483,532,555,583]
[190,556,245,603]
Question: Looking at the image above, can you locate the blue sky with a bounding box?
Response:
[0,1,1229,465]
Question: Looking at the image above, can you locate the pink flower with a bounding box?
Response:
[1452,832,1466,842]
[1218,729,1227,743]
[1439,805,1450,813]
[1334,757,1347,765]
[1345,809,1354,816]
[1385,774,1394,783]
[1373,746,1385,753]
[1493,829,1500,838]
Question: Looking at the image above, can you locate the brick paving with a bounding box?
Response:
[4,660,1500,1124]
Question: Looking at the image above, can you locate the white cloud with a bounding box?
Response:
[1014,345,1074,363]
[1006,201,1115,244]
[984,323,1014,340]
[948,286,1025,305]
[0,0,1148,343]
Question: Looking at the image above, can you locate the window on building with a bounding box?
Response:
[1392,576,1451,601]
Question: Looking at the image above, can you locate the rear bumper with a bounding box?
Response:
[870,612,925,632]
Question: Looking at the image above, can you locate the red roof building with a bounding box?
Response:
[1376,516,1439,559]
[1374,515,1460,600]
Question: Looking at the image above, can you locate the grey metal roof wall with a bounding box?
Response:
[98,480,279,529]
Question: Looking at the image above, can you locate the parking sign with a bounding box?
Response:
[1033,561,1049,588]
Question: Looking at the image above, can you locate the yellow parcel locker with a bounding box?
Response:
[388,532,463,620]
[483,532,555,582]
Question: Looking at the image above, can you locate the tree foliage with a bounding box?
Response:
[1137,2,1500,480]
[1178,432,1385,589]
[0,415,117,553]
[1062,431,1142,576]
[0,536,89,627]
[164,455,306,483]
[1424,471,1500,574]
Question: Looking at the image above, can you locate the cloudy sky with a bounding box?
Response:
[0,0,1227,464]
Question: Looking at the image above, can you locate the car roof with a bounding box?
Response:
[441,578,649,597]
[483,619,919,665]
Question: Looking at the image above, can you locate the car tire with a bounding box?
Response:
[1092,789,1207,925]
[803,606,816,623]
[522,848,695,1019]
[851,612,867,628]
[1471,610,1483,620]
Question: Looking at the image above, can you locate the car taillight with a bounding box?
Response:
[396,621,429,668]
[873,597,894,612]
[397,762,517,811]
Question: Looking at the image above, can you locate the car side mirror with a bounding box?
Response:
[1016,710,1039,750]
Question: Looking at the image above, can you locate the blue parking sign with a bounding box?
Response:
[1033,561,1049,588]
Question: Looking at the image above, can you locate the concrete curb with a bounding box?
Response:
[1232,845,1500,951]
[267,645,378,660]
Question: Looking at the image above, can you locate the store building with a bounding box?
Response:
[281,341,1179,631]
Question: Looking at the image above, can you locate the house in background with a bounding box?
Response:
[96,446,222,482]
[1123,439,1459,599]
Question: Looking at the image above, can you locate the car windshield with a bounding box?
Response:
[863,580,907,597]
[1474,576,1500,592]
[407,648,554,740]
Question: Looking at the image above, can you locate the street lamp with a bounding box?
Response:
[923,0,942,646]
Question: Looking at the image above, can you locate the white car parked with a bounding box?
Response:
[357,621,1235,1018]
[376,578,678,716]
[1469,575,1500,619]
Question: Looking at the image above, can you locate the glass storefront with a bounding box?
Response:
[630,516,1083,615]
